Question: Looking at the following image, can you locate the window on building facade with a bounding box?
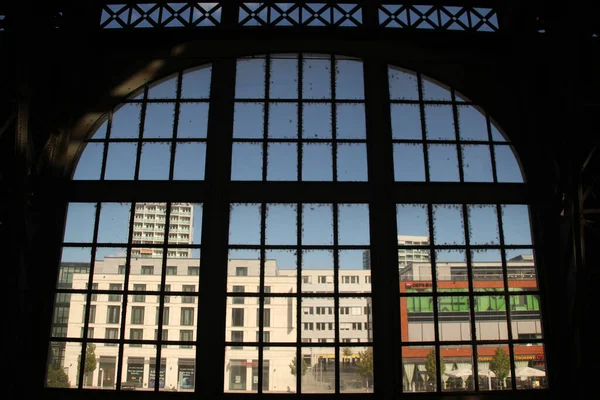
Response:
[49,49,545,397]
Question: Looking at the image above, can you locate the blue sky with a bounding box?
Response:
[64,55,531,269]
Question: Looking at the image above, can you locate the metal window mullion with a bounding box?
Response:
[153,201,172,391]
[333,202,340,393]
[258,202,266,393]
[486,112,499,183]
[115,201,136,391]
[331,54,337,183]
[168,72,184,181]
[298,54,303,182]
[99,111,113,180]
[134,86,149,181]
[463,203,479,391]
[77,201,102,389]
[452,88,465,183]
[417,73,431,182]
[296,201,302,392]
[263,55,271,182]
[196,56,236,395]
[497,203,517,390]
[427,203,442,393]
[362,56,397,397]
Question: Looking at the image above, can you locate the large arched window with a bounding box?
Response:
[47,53,547,396]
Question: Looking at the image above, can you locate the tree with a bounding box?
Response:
[47,365,71,388]
[342,347,353,370]
[289,356,308,376]
[355,348,374,386]
[425,349,445,383]
[77,343,97,384]
[489,347,510,388]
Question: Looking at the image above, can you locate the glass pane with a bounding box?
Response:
[494,145,524,183]
[339,250,370,292]
[506,249,538,291]
[303,58,331,99]
[122,347,156,390]
[262,348,295,392]
[477,345,511,391]
[509,295,543,339]
[50,292,78,338]
[152,355,168,391]
[422,78,452,101]
[270,56,298,99]
[490,123,506,142]
[97,203,132,243]
[474,295,508,340]
[266,204,297,245]
[181,66,212,99]
[514,344,547,389]
[73,143,104,180]
[424,105,455,140]
[264,297,296,342]
[236,58,266,99]
[339,346,373,392]
[265,250,297,293]
[339,297,371,338]
[457,105,488,141]
[227,249,260,293]
[338,204,369,245]
[104,143,137,180]
[401,296,434,341]
[302,103,332,139]
[143,103,175,139]
[177,103,208,139]
[394,144,426,181]
[336,104,366,139]
[46,341,82,388]
[234,103,264,139]
[435,249,466,291]
[173,143,206,180]
[301,347,335,393]
[267,143,297,181]
[232,143,263,180]
[432,205,465,245]
[396,204,430,240]
[171,347,196,391]
[110,104,141,139]
[64,203,97,243]
[438,296,471,340]
[57,247,92,289]
[462,145,493,182]
[401,345,435,392]
[399,247,432,288]
[139,143,171,180]
[229,204,261,245]
[225,347,258,392]
[441,345,474,392]
[91,120,107,140]
[501,205,532,245]
[337,143,368,181]
[93,247,127,287]
[147,76,178,99]
[268,103,298,138]
[302,144,332,181]
[391,104,422,140]
[302,204,333,245]
[468,205,500,245]
[471,250,505,291]
[335,59,364,100]
[163,248,201,288]
[302,251,334,292]
[428,144,459,182]
[388,67,419,101]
